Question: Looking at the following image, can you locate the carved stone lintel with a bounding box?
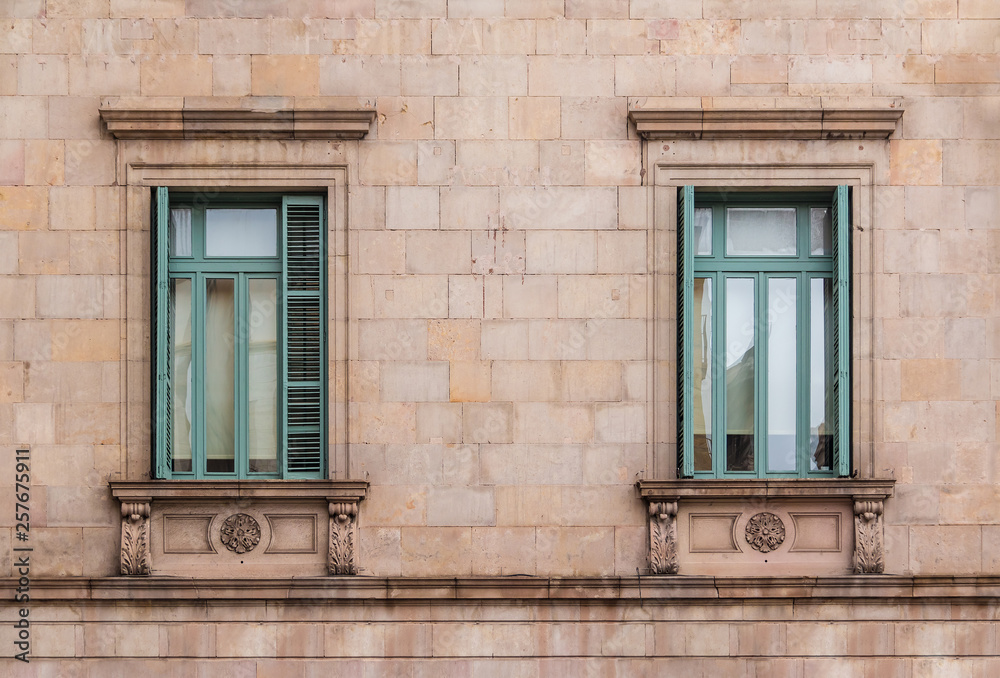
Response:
[329,502,358,575]
[853,500,885,574]
[120,501,151,576]
[648,501,679,575]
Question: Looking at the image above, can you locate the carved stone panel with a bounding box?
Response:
[853,500,885,574]
[120,502,150,576]
[329,502,358,575]
[648,501,678,575]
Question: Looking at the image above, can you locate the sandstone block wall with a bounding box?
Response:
[0,0,998,585]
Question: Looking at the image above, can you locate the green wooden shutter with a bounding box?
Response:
[152,186,172,479]
[831,185,851,477]
[678,186,695,477]
[281,195,326,477]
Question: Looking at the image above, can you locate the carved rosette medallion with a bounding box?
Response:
[853,500,885,574]
[329,502,358,575]
[120,502,150,576]
[745,512,786,553]
[220,513,261,554]
[648,501,679,574]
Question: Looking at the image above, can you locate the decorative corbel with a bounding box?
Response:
[329,501,358,575]
[853,500,884,574]
[648,500,679,575]
[120,501,151,576]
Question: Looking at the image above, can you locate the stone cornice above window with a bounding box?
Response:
[628,108,903,140]
[100,99,376,140]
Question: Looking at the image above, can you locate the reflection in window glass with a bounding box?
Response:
[248,279,278,473]
[169,208,192,257]
[694,207,713,256]
[693,278,712,471]
[171,279,192,472]
[727,207,797,256]
[206,209,278,257]
[205,278,235,473]
[811,207,832,256]
[767,278,797,473]
[810,278,834,471]
[725,277,755,472]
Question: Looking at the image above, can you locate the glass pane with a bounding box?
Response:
[171,279,193,472]
[725,277,755,472]
[811,207,832,256]
[726,207,797,256]
[206,208,278,257]
[767,278,797,473]
[205,278,235,473]
[693,278,713,472]
[694,207,712,256]
[248,279,278,473]
[810,278,834,471]
[169,208,192,257]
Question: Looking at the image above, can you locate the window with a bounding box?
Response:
[677,186,850,478]
[152,187,326,479]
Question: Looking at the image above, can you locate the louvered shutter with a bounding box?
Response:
[831,185,851,477]
[152,187,172,479]
[678,186,695,477]
[281,196,326,477]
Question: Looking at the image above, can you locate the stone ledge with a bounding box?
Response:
[100,105,376,140]
[110,480,369,503]
[4,575,999,603]
[628,108,903,140]
[636,478,895,502]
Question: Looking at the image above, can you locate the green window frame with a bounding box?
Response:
[151,187,327,479]
[678,186,851,479]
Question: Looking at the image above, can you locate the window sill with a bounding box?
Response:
[636,478,894,577]
[109,480,368,578]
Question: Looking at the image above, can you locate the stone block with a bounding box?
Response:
[482,20,537,54]
[435,96,508,139]
[449,360,490,402]
[492,360,561,402]
[406,231,472,274]
[472,229,524,275]
[535,526,615,576]
[588,19,655,55]
[448,275,484,319]
[501,186,618,230]
[36,275,105,319]
[439,186,498,230]
[250,55,320,96]
[455,139,538,185]
[211,55,251,96]
[527,319,587,360]
[353,19,431,54]
[503,275,557,318]
[386,185,438,230]
[890,139,943,186]
[351,402,417,444]
[732,55,789,84]
[0,277,34,320]
[401,527,473,576]
[529,56,614,96]
[471,527,537,575]
[428,318,480,361]
[563,361,622,402]
[63,140,115,187]
[594,403,645,443]
[585,141,641,187]
[567,0,628,18]
[463,401,513,443]
[514,402,593,443]
[17,55,68,96]
[320,55,401,95]
[381,361,450,402]
[944,141,1000,186]
[357,318,427,360]
[481,319,528,359]
[558,275,630,319]
[0,95,46,139]
[561,96,629,140]
[360,141,418,185]
[508,96,560,139]
[417,139,457,185]
[536,18,587,55]
[402,55,459,95]
[357,231,406,274]
[883,231,939,273]
[426,486,495,526]
[24,140,64,187]
[587,318,646,360]
[67,56,139,96]
[539,139,584,185]
[675,55,732,97]
[0,187,47,231]
[377,95,435,140]
[935,55,1000,84]
[525,231,596,274]
[18,232,70,275]
[460,55,527,95]
[32,18,83,54]
[901,359,961,401]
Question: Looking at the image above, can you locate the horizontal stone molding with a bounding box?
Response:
[628,108,902,140]
[100,106,376,140]
[4,575,998,604]
[110,480,369,503]
[636,479,895,502]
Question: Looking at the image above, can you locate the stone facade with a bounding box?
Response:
[1,0,999,673]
